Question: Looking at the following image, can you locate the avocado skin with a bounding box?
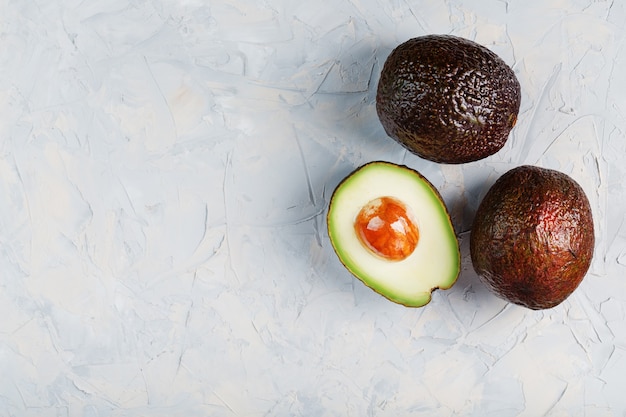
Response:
[376,35,521,164]
[470,166,595,310]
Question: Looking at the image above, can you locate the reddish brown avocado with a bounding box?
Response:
[470,165,595,310]
[376,35,521,164]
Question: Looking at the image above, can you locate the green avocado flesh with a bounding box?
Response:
[327,161,460,307]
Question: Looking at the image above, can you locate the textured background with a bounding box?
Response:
[1,1,625,416]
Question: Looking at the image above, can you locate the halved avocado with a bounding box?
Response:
[327,161,460,307]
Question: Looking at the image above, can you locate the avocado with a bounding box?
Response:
[470,165,595,310]
[327,161,460,307]
[376,34,521,164]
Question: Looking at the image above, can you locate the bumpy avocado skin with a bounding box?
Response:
[376,35,521,164]
[470,166,595,310]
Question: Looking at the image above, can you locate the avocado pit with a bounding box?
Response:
[354,196,419,261]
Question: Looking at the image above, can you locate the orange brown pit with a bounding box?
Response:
[354,196,419,261]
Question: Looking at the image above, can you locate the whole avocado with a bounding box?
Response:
[470,165,595,310]
[376,35,521,164]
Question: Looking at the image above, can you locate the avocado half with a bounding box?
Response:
[327,161,460,307]
[376,34,521,164]
[470,165,595,310]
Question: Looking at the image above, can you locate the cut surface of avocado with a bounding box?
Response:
[327,161,460,307]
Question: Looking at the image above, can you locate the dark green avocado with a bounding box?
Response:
[470,165,595,310]
[376,34,521,164]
